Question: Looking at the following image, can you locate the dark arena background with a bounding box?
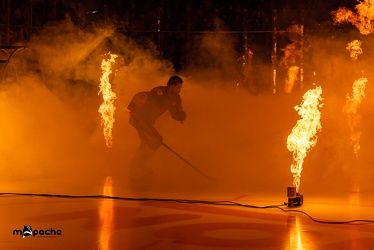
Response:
[2,0,374,249]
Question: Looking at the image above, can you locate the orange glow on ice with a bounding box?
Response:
[287,86,323,193]
[287,216,303,250]
[332,0,374,35]
[99,176,114,250]
[99,52,118,148]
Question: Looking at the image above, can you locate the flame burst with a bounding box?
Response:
[343,78,367,157]
[347,40,363,60]
[332,0,374,35]
[287,86,323,193]
[99,52,118,148]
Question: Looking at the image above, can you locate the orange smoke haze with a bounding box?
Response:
[1,18,374,204]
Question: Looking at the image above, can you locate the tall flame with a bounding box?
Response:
[281,25,303,93]
[343,77,367,157]
[99,52,118,148]
[287,86,323,193]
[334,1,369,190]
[332,0,374,35]
[343,40,367,157]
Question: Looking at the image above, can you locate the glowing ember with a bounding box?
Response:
[98,52,118,148]
[332,0,374,35]
[343,77,367,157]
[347,40,363,60]
[287,86,323,193]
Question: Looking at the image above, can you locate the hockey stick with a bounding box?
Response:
[161,142,213,181]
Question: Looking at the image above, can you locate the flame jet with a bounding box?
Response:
[287,86,323,193]
[98,52,118,148]
[343,40,367,157]
[333,1,371,157]
[343,77,367,157]
[332,0,374,35]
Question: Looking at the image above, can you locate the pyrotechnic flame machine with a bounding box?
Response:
[286,186,303,207]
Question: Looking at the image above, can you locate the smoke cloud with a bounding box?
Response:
[1,15,374,206]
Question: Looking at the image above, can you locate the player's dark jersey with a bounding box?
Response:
[128,86,185,125]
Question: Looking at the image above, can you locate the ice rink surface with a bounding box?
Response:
[1,177,374,250]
